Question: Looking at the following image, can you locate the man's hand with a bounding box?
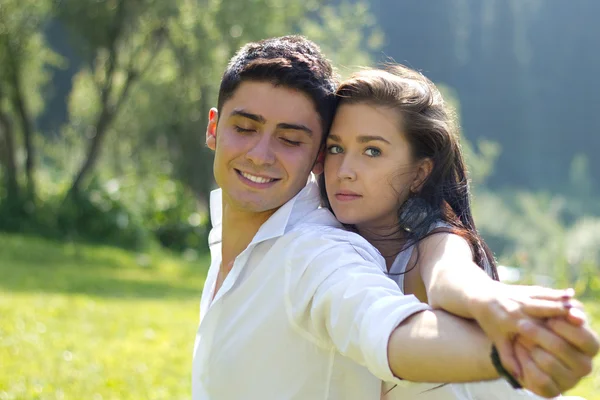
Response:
[469,283,575,379]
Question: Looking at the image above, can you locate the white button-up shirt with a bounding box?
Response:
[382,378,550,399]
[192,180,430,400]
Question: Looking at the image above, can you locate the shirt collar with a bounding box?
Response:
[209,175,322,247]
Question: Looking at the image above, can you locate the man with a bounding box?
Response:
[193,36,598,399]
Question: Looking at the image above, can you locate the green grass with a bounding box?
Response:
[0,233,598,399]
[0,234,208,399]
[568,301,600,399]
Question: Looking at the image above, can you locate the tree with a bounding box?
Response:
[55,0,175,198]
[0,0,381,249]
[0,0,57,202]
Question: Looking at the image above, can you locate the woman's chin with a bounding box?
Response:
[333,213,362,227]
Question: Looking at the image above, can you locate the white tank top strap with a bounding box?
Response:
[388,220,451,292]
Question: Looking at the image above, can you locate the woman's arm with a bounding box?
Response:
[412,231,570,321]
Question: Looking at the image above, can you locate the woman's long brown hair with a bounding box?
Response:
[319,65,498,280]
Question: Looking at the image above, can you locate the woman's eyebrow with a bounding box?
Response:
[357,135,391,144]
[327,134,391,144]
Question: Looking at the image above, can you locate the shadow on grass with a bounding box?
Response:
[0,234,209,300]
[0,234,155,270]
[0,270,202,300]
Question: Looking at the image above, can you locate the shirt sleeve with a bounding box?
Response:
[283,228,431,384]
[464,380,562,400]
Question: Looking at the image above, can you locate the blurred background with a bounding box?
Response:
[0,0,598,398]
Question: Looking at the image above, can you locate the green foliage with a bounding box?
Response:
[565,218,600,296]
[0,0,62,117]
[0,193,31,232]
[300,0,384,76]
[1,135,209,252]
[1,0,379,253]
[0,180,150,249]
[567,300,600,399]
[56,182,150,250]
[473,188,600,297]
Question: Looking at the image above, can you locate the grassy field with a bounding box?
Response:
[0,233,598,399]
[0,234,207,399]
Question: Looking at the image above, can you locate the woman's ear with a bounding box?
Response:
[206,108,218,150]
[411,158,434,193]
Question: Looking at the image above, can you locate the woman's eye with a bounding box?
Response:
[234,125,255,133]
[327,145,343,154]
[364,147,381,157]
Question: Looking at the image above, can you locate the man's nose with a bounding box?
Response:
[246,134,275,166]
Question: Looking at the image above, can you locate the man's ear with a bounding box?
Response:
[206,107,218,151]
[312,147,326,175]
[411,157,434,193]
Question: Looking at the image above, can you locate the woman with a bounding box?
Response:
[319,66,587,399]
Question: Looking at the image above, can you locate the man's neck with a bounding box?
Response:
[221,201,277,266]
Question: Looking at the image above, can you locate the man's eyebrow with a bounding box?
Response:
[277,123,313,137]
[229,110,312,137]
[357,135,391,144]
[230,109,266,124]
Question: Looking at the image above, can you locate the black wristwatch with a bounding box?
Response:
[490,345,523,389]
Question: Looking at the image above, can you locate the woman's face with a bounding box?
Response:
[324,103,419,231]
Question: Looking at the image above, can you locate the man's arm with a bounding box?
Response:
[285,232,500,384]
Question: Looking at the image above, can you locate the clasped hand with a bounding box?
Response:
[470,284,599,398]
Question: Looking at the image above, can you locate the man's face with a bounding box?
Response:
[207,81,324,214]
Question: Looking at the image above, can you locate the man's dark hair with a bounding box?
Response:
[217,35,338,138]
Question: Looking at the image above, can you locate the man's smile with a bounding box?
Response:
[235,169,280,188]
